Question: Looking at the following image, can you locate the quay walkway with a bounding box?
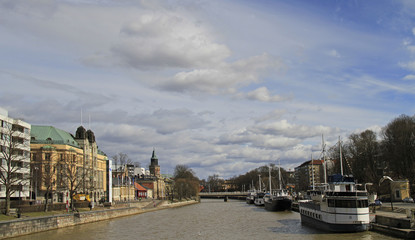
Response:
[369,203,415,239]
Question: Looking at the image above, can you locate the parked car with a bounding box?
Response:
[370,199,382,206]
[403,197,414,203]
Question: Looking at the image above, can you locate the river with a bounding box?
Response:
[11,199,397,240]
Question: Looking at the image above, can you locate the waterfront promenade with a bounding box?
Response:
[369,202,415,239]
[0,199,199,239]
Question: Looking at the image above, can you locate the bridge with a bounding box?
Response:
[199,192,248,200]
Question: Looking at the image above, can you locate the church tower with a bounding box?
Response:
[149,148,160,177]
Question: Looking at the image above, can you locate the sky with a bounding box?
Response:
[1,0,415,180]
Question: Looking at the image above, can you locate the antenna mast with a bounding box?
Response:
[339,136,343,176]
[268,165,272,193]
[278,159,282,190]
[322,135,327,187]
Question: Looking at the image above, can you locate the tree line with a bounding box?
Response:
[327,114,415,194]
[201,114,415,195]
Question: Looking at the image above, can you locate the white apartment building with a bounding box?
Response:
[0,107,31,200]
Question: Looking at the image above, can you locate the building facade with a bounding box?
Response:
[0,108,31,200]
[295,159,324,192]
[30,125,108,203]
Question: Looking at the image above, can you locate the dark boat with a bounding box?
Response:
[263,160,292,211]
[264,190,292,211]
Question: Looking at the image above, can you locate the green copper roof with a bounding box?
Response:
[151,148,158,160]
[31,125,80,148]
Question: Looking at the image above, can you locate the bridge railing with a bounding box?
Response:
[199,192,248,196]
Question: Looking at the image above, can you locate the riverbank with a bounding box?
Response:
[0,199,199,239]
[370,206,415,239]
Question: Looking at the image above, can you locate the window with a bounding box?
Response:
[328,199,335,207]
[333,199,368,208]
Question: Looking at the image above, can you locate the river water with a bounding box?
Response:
[12,199,397,240]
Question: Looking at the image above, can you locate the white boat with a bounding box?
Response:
[246,191,255,204]
[299,137,369,232]
[253,174,265,206]
[299,174,370,232]
[254,192,265,206]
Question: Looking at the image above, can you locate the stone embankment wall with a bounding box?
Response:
[0,200,198,239]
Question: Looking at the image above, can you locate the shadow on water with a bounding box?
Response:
[269,219,397,240]
[269,218,323,235]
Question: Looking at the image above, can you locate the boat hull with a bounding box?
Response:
[300,214,369,232]
[246,198,254,204]
[264,198,292,211]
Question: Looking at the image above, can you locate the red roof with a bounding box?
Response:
[135,182,147,191]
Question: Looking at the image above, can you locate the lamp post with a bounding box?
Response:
[380,176,394,211]
[34,166,38,202]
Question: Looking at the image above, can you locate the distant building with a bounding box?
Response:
[0,108,31,200]
[149,148,160,177]
[134,149,168,199]
[294,159,325,192]
[30,125,108,203]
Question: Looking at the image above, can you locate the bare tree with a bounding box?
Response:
[0,120,28,215]
[112,152,132,172]
[382,115,415,184]
[347,130,381,187]
[118,153,132,166]
[32,151,57,212]
[207,174,224,192]
[57,153,85,210]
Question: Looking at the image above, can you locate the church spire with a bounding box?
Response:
[151,147,158,160]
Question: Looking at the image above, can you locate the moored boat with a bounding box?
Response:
[299,174,370,232]
[264,189,292,211]
[263,160,292,211]
[254,192,265,206]
[246,191,255,204]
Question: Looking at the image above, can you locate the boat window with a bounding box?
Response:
[334,200,368,208]
[335,200,356,208]
[328,199,335,207]
[357,200,368,208]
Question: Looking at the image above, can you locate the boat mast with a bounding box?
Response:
[339,136,343,176]
[322,135,327,187]
[278,159,282,190]
[268,165,272,193]
[258,174,262,192]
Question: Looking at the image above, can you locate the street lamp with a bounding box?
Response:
[379,176,394,211]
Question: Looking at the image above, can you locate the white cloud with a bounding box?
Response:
[327,49,341,58]
[83,11,230,70]
[159,54,284,94]
[407,45,415,54]
[403,74,415,80]
[250,119,338,139]
[400,60,415,71]
[243,87,292,102]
